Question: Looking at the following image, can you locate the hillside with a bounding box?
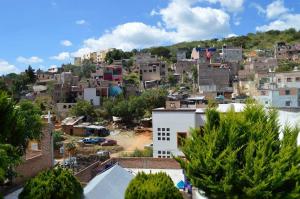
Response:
[165,28,300,56]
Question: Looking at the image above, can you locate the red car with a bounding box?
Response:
[101,139,117,146]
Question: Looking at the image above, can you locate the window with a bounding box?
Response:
[158,151,161,154]
[278,78,281,83]
[162,151,166,154]
[286,101,291,106]
[177,132,187,147]
[287,78,292,82]
[285,90,290,95]
[296,77,300,82]
[157,128,170,141]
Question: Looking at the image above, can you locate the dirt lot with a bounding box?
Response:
[108,129,152,156]
[61,127,153,158]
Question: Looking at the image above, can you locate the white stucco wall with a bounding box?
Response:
[84,88,100,106]
[152,110,205,158]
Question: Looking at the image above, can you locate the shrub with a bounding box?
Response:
[125,172,183,199]
[19,167,83,199]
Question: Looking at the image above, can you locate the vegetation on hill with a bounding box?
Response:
[19,167,83,199]
[176,103,300,198]
[125,172,183,199]
[102,88,167,122]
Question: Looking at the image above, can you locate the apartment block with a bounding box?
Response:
[221,45,243,63]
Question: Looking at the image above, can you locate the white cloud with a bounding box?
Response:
[76,19,86,25]
[60,40,72,47]
[256,14,300,31]
[205,0,244,13]
[266,0,289,19]
[159,0,230,41]
[16,56,43,64]
[0,59,20,74]
[50,52,71,61]
[251,2,266,15]
[226,33,238,38]
[73,0,231,54]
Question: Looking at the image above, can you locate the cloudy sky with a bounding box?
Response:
[0,0,299,74]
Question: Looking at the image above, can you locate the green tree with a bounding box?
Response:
[25,65,36,83]
[105,49,133,64]
[167,74,177,87]
[19,167,83,199]
[140,88,168,113]
[177,104,300,198]
[70,100,96,121]
[0,93,42,153]
[0,144,21,183]
[150,47,171,59]
[125,172,183,199]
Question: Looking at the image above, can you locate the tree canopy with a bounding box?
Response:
[177,103,300,198]
[70,100,96,121]
[125,172,183,199]
[19,167,83,199]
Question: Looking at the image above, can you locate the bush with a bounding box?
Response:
[125,172,183,199]
[19,167,83,199]
[177,103,300,198]
[53,131,64,150]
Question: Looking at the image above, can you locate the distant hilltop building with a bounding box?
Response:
[74,48,114,65]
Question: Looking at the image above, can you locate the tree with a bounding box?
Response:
[25,65,36,84]
[104,49,133,64]
[177,103,300,198]
[0,93,42,153]
[0,92,43,187]
[0,144,21,183]
[140,88,168,113]
[19,167,83,199]
[150,47,171,59]
[70,100,96,121]
[125,172,183,199]
[167,74,177,87]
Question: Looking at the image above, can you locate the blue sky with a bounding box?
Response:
[0,0,299,74]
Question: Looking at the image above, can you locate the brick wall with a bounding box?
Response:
[13,123,53,185]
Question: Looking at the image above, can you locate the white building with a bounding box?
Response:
[152,103,245,158]
[84,88,100,106]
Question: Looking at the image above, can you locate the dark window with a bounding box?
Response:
[158,156,161,158]
[287,78,292,82]
[286,101,291,106]
[158,128,161,131]
[158,151,161,154]
[167,133,170,136]
[167,151,170,154]
[162,133,165,136]
[162,128,165,131]
[158,137,161,140]
[167,128,170,131]
[296,77,300,82]
[285,90,290,95]
[162,137,165,140]
[162,151,166,154]
[177,132,187,148]
[158,133,161,136]
[167,138,170,141]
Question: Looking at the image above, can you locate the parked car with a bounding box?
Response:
[100,139,117,146]
[79,137,106,144]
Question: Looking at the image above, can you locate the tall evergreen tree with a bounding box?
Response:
[177,103,300,198]
[25,65,36,83]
